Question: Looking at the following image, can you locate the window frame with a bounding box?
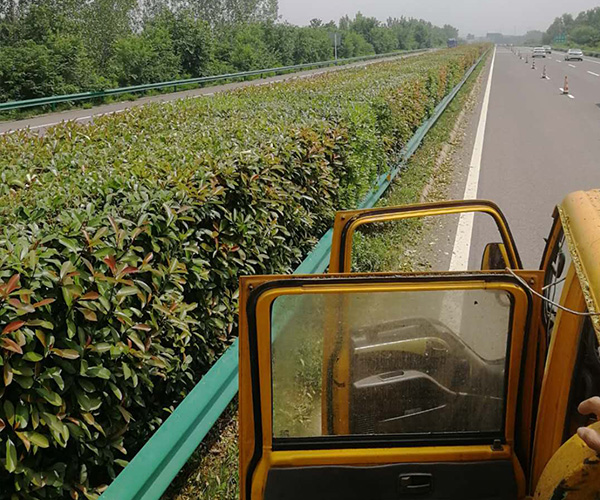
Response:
[269,287,518,449]
[328,200,523,274]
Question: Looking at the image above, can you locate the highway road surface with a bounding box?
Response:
[456,45,600,269]
[0,50,428,136]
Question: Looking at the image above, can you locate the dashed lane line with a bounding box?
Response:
[568,64,577,68]
[588,71,600,77]
[559,89,575,99]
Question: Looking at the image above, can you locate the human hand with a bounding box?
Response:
[577,397,600,452]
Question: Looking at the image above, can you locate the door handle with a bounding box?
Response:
[398,473,433,496]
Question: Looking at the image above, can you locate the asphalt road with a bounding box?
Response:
[467,45,600,269]
[0,50,429,136]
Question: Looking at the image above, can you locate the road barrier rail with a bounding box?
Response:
[0,49,427,113]
[98,48,489,500]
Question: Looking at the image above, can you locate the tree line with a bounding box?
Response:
[0,0,458,103]
[544,6,600,48]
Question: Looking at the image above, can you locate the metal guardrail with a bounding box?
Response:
[0,49,427,113]
[99,48,489,500]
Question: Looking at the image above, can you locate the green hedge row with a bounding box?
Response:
[0,45,483,498]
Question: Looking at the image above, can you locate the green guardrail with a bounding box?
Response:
[0,49,428,113]
[99,48,489,500]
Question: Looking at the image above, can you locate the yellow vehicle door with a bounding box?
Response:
[531,192,600,497]
[328,199,522,273]
[239,271,533,500]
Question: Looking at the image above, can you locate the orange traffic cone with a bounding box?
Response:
[532,59,536,70]
[562,76,569,94]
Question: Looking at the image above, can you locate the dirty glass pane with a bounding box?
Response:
[271,287,512,439]
[351,212,508,273]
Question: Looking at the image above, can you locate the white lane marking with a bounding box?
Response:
[588,71,600,77]
[556,59,561,63]
[5,107,131,133]
[559,88,575,99]
[448,46,496,272]
[29,121,61,130]
[568,64,576,68]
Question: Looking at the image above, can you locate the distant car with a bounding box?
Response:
[565,49,583,61]
[543,45,552,54]
[532,47,546,58]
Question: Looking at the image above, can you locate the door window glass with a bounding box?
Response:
[271,287,513,440]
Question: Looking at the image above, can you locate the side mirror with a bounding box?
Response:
[481,242,509,270]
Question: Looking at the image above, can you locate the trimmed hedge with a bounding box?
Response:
[0,45,483,498]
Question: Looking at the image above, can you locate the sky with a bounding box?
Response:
[277,0,600,37]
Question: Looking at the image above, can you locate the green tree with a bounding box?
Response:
[370,26,398,53]
[570,25,599,46]
[215,23,277,72]
[47,33,104,92]
[543,13,574,44]
[0,40,63,101]
[82,0,136,70]
[339,31,374,58]
[442,24,459,40]
[111,24,180,86]
[414,23,431,48]
[0,1,459,103]
[263,22,297,65]
[293,26,332,63]
[152,10,215,78]
[350,12,380,45]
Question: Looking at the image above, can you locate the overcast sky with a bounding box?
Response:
[278,0,600,37]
